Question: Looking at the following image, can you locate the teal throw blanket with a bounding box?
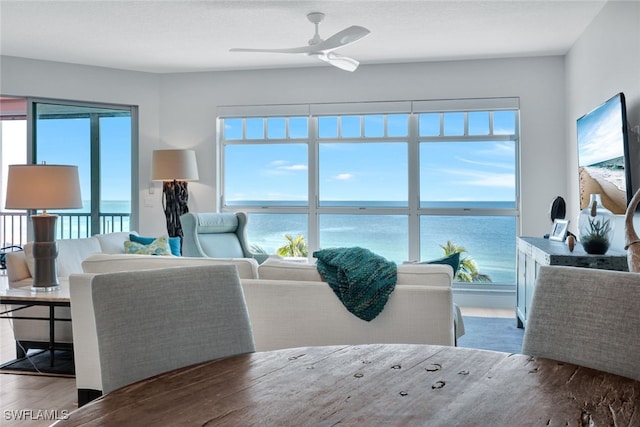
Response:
[313,247,397,322]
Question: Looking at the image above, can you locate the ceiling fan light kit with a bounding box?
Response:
[229,12,370,72]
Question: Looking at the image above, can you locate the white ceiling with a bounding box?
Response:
[0,0,608,74]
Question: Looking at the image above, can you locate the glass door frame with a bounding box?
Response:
[27,97,139,238]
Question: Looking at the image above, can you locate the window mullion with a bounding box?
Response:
[408,113,420,262]
[307,115,319,257]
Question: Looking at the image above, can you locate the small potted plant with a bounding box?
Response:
[580,215,612,254]
[579,194,614,255]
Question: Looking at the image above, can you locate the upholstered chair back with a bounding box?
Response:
[79,264,255,396]
[522,265,640,381]
[181,212,253,258]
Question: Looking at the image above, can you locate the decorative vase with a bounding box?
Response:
[578,193,614,255]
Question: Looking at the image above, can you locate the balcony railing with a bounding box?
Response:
[0,212,131,247]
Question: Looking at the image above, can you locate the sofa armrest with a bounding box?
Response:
[6,250,31,286]
[69,273,103,394]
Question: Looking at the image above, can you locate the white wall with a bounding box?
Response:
[159,57,566,238]
[565,0,640,251]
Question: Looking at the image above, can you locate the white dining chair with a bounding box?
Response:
[70,264,255,405]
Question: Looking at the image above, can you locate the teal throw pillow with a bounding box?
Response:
[130,234,181,256]
[420,252,461,275]
[124,236,173,256]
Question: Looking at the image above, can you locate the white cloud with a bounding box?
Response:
[456,156,513,171]
[279,164,307,171]
[269,160,288,166]
[335,173,354,180]
[441,168,515,188]
[263,161,308,176]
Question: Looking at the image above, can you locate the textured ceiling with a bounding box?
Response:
[0,0,607,73]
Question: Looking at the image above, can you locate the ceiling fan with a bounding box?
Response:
[229,12,370,72]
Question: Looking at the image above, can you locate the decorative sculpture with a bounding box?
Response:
[624,188,640,272]
[162,180,190,239]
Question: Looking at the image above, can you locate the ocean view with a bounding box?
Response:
[247,213,516,284]
[38,200,516,285]
[239,200,516,284]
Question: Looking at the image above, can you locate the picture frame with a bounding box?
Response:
[549,219,570,241]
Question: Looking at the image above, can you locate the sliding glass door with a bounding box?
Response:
[33,100,136,237]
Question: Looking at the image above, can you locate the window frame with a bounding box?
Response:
[218,98,520,286]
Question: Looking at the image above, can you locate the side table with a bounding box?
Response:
[0,281,71,366]
[516,236,627,328]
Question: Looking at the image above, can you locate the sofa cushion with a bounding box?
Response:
[258,256,453,287]
[130,234,181,256]
[96,232,135,254]
[258,257,323,281]
[124,236,173,256]
[395,264,453,287]
[419,252,461,275]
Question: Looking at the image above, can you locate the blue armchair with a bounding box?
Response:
[180,212,267,263]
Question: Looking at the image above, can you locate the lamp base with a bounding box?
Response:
[31,215,60,292]
[31,285,61,293]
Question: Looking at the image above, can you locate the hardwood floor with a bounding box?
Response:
[0,273,514,425]
[0,275,77,427]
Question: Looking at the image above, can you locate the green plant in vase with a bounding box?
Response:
[580,215,612,255]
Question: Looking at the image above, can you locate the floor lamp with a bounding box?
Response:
[151,149,199,240]
[4,164,82,292]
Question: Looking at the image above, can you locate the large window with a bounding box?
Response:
[220,99,519,285]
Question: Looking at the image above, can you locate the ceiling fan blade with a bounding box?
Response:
[314,26,370,52]
[318,52,360,72]
[229,46,312,55]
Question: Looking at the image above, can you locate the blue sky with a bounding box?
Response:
[224,112,516,204]
[577,94,625,166]
[8,110,516,207]
[36,116,132,205]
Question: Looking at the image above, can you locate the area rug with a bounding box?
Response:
[0,350,75,377]
[457,316,524,354]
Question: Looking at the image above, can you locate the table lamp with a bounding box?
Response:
[151,149,199,239]
[5,164,82,292]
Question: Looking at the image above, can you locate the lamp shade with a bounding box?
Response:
[5,164,82,210]
[151,149,199,181]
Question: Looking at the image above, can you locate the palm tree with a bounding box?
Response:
[277,234,308,257]
[440,240,492,283]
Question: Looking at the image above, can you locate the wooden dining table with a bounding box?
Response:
[55,343,640,426]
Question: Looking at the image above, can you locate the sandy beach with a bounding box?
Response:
[579,166,627,214]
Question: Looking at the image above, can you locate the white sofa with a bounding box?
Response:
[72,254,460,405]
[4,232,133,356]
[4,232,259,357]
[6,232,133,287]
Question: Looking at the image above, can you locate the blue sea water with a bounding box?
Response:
[244,201,517,285]
[53,200,132,238]
[53,200,516,284]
